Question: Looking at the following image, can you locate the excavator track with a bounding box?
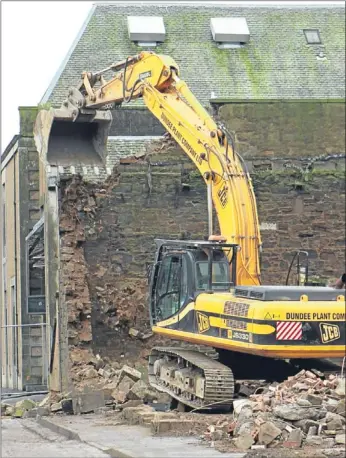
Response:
[148,347,235,410]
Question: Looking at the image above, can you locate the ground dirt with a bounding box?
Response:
[242,449,344,458]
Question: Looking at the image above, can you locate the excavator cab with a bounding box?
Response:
[148,239,238,325]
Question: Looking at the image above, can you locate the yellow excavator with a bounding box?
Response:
[34,51,345,410]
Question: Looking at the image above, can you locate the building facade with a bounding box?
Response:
[1,2,345,391]
[1,108,48,390]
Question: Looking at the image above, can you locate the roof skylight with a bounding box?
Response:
[210,17,250,44]
[127,16,166,43]
[303,29,322,44]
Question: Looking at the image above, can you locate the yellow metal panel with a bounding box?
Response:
[152,326,345,359]
[156,302,195,327]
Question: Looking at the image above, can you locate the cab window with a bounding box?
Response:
[196,261,230,291]
[155,255,188,320]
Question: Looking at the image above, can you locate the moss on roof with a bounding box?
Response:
[47,3,345,106]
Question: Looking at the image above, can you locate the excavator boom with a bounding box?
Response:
[34,51,262,286]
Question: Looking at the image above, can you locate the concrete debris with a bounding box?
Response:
[297,398,312,407]
[334,379,345,397]
[326,411,345,425]
[118,365,142,383]
[72,391,105,414]
[323,448,346,457]
[23,408,38,419]
[202,371,345,454]
[294,419,320,433]
[129,328,140,338]
[305,435,323,446]
[323,438,336,448]
[120,399,144,409]
[273,404,320,421]
[37,406,50,417]
[336,399,345,416]
[233,399,253,415]
[234,433,255,450]
[10,330,342,456]
[258,421,282,445]
[128,380,151,400]
[335,433,346,445]
[234,406,253,434]
[307,426,318,436]
[307,393,323,405]
[117,374,135,394]
[283,428,303,448]
[38,396,51,407]
[50,402,63,413]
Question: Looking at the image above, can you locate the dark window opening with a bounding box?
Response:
[27,224,45,314]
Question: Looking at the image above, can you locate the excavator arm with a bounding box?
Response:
[34,51,262,286]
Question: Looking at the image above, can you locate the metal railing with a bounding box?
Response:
[1,322,50,390]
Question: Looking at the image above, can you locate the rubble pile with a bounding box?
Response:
[1,363,345,456]
[68,349,168,405]
[1,359,168,419]
[203,370,345,452]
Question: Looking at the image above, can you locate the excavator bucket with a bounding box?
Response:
[34,107,113,166]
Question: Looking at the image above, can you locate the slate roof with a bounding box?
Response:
[43,2,345,106]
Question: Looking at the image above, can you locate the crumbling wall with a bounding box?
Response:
[58,142,210,377]
[57,140,345,382]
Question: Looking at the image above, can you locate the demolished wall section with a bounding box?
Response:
[57,141,345,387]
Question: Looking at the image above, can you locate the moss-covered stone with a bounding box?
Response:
[14,398,37,411]
[12,407,25,418]
[19,106,38,136]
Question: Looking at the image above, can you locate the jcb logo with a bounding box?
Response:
[197,312,210,333]
[320,323,340,343]
[217,184,228,208]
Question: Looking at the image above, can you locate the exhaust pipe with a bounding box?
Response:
[34,106,112,166]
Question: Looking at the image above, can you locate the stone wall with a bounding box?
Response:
[105,102,345,158]
[109,108,165,137]
[215,102,345,158]
[57,145,345,366]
